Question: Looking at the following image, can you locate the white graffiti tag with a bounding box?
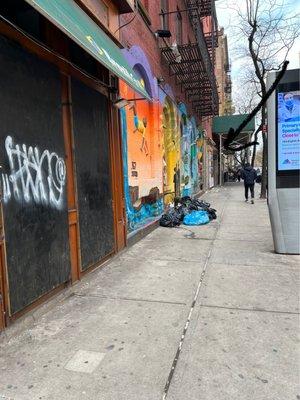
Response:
[1,136,66,210]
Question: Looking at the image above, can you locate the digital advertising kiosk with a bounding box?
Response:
[267,68,300,254]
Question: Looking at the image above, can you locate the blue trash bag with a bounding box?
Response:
[183,210,210,226]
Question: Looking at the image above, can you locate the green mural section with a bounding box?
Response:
[120,83,205,233]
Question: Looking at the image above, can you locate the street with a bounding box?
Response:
[0,183,298,400]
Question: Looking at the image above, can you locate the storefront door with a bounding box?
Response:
[0,36,71,315]
[71,78,115,270]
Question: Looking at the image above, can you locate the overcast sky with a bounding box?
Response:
[215,0,300,105]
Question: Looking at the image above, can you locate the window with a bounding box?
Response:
[175,8,182,44]
[160,0,169,30]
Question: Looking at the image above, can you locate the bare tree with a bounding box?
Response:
[234,79,259,114]
[233,0,299,197]
[233,79,262,166]
[234,149,248,167]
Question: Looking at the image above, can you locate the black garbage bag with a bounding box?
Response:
[188,202,199,211]
[176,204,189,221]
[159,209,182,227]
[190,198,216,220]
[181,196,192,204]
[180,196,193,208]
[160,195,217,227]
[186,199,211,213]
[207,208,217,220]
[196,200,211,209]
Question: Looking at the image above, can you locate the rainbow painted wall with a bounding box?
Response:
[120,46,204,234]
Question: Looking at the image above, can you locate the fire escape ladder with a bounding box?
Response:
[185,0,219,115]
[159,0,219,116]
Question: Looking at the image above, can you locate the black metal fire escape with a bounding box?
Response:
[160,0,219,117]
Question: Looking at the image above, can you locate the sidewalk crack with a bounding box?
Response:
[73,293,187,306]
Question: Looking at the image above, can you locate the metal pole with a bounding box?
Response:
[219,134,222,186]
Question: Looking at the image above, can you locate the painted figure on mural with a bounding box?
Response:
[163,155,167,189]
[130,104,149,156]
[181,121,192,196]
[173,163,181,198]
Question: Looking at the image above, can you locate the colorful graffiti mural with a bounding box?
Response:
[190,117,201,194]
[120,46,207,234]
[178,103,191,196]
[162,97,180,204]
[196,130,205,191]
[120,79,164,233]
[178,105,203,196]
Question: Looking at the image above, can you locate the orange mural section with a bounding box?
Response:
[120,81,164,231]
[120,80,206,233]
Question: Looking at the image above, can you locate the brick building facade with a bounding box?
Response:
[118,0,221,233]
[215,27,233,116]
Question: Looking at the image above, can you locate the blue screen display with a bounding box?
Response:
[277,90,300,171]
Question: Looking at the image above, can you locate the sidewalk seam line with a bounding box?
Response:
[214,238,273,243]
[210,261,299,268]
[162,194,228,400]
[200,304,300,315]
[118,257,213,263]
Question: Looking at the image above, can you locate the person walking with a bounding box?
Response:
[241,163,257,204]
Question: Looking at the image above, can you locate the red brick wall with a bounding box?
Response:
[79,0,120,39]
[119,1,201,123]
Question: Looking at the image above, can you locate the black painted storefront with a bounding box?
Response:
[71,79,114,271]
[0,35,115,317]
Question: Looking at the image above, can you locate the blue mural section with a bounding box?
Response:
[178,103,191,196]
[178,104,203,197]
[120,44,204,235]
[120,108,163,233]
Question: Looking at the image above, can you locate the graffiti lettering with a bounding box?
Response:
[1,136,66,210]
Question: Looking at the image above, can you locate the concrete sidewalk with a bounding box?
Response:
[0,184,299,400]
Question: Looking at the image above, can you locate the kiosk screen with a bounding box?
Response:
[277,90,300,171]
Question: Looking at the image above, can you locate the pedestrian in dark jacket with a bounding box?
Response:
[241,163,257,204]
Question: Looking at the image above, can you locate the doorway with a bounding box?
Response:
[71,78,115,271]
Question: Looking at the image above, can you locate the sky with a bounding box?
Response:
[215,0,300,108]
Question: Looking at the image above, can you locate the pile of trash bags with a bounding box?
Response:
[159,196,217,228]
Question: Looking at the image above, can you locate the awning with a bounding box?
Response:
[213,114,255,134]
[24,0,151,100]
[213,114,255,149]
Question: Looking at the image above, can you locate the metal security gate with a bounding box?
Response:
[71,78,115,271]
[0,35,71,315]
